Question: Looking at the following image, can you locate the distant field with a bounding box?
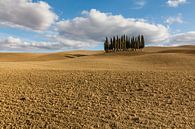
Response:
[0,46,195,128]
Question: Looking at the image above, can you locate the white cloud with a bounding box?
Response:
[134,0,146,9]
[0,36,96,51]
[48,35,99,49]
[0,0,57,31]
[55,9,169,48]
[168,31,195,46]
[167,0,187,7]
[165,14,183,25]
[0,36,62,51]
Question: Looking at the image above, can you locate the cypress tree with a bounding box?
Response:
[134,37,136,50]
[129,36,132,50]
[110,38,113,51]
[126,36,129,50]
[113,36,116,52]
[123,35,126,51]
[134,37,137,51]
[119,36,121,51]
[116,36,119,51]
[130,37,133,50]
[126,36,131,50]
[104,37,109,53]
[123,35,126,50]
[131,37,135,51]
[121,36,123,51]
[141,35,145,49]
[138,35,141,50]
[136,37,139,50]
[104,40,106,52]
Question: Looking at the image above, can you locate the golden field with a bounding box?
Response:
[0,46,195,128]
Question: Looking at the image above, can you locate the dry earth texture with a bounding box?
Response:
[0,46,195,129]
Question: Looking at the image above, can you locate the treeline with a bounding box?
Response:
[104,35,145,52]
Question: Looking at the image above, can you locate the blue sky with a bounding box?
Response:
[0,0,194,52]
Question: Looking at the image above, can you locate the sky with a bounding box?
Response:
[0,0,195,52]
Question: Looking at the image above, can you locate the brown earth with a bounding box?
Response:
[0,46,195,128]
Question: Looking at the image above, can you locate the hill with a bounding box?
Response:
[0,46,194,128]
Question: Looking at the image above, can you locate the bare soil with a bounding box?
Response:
[0,46,195,128]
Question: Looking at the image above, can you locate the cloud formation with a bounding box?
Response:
[165,14,183,25]
[0,36,97,51]
[0,0,57,31]
[0,7,194,51]
[167,0,187,7]
[134,0,146,9]
[168,31,195,46]
[0,36,61,51]
[56,9,169,48]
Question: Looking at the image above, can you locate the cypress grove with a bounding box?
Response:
[104,35,145,52]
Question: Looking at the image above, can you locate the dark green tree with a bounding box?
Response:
[110,38,113,51]
[113,36,116,51]
[137,35,141,50]
[123,35,126,50]
[116,36,119,51]
[126,36,130,50]
[104,37,109,52]
[131,37,135,50]
[119,36,121,51]
[141,35,145,49]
